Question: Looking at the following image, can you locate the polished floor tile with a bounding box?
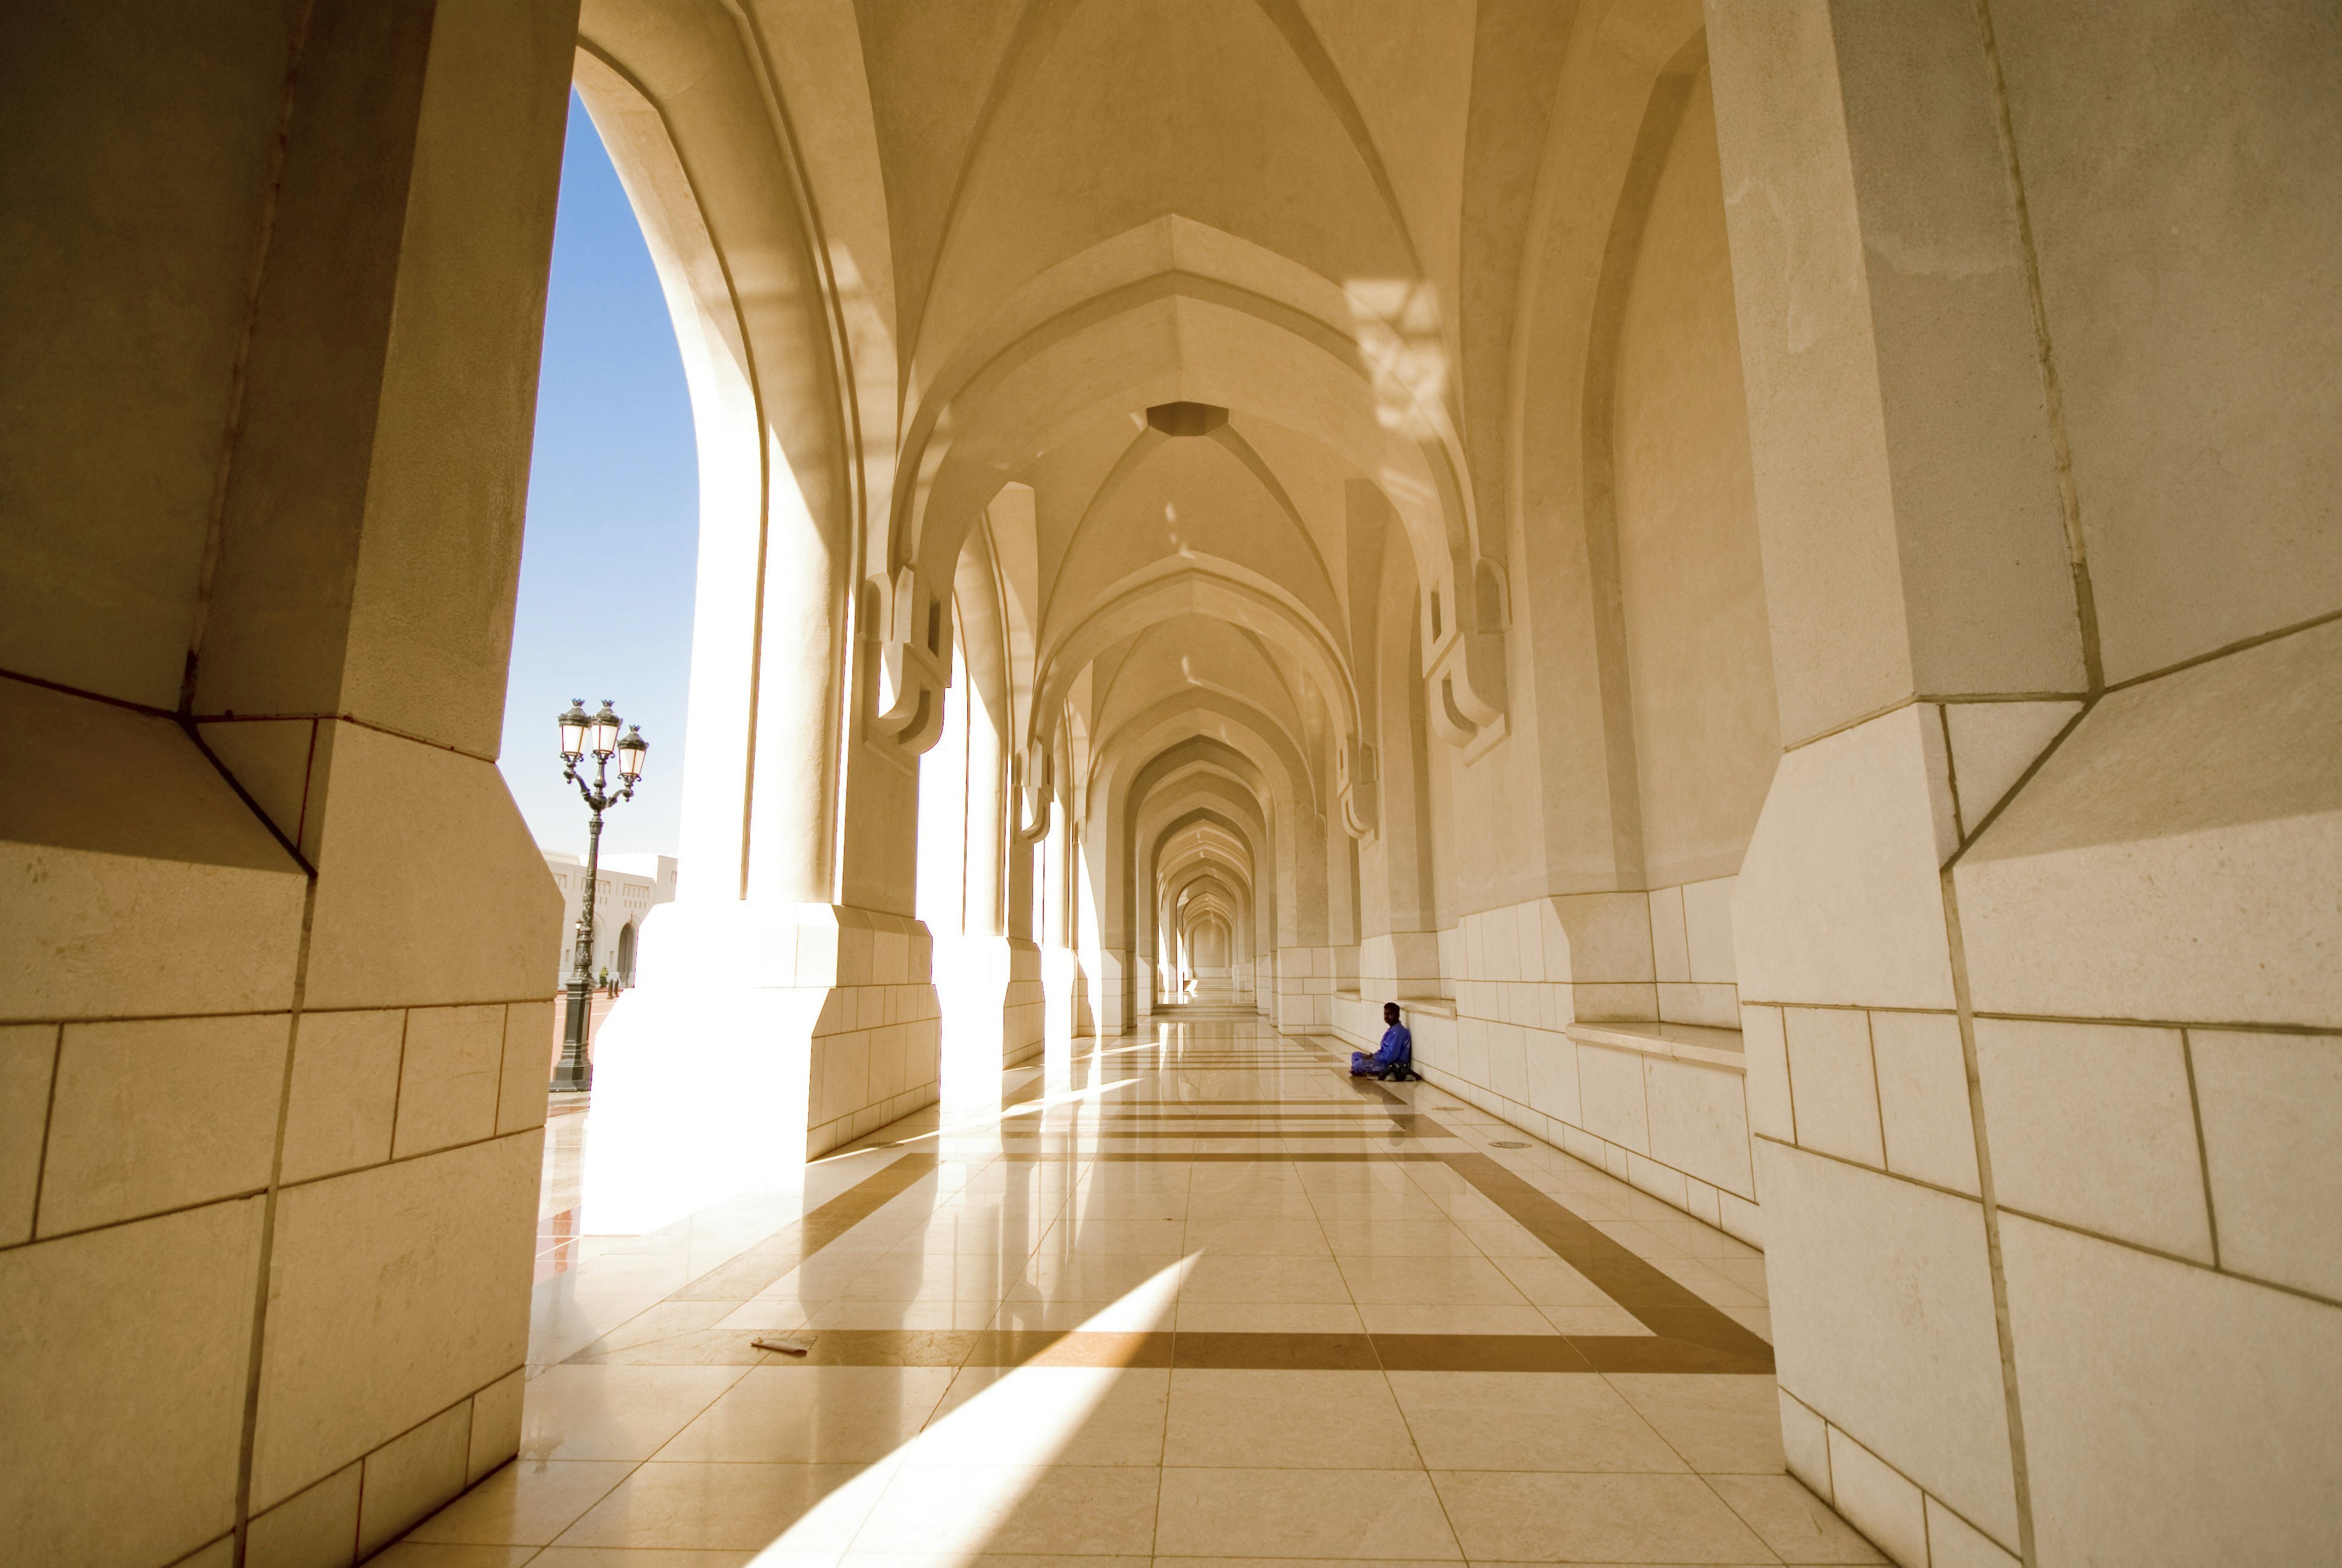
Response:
[1706,1474,1888,1564]
[920,1366,1170,1466]
[1163,1369,1419,1468]
[853,1464,1161,1555]
[1605,1374,1787,1474]
[399,1017,1867,1565]
[1432,1470,1773,1563]
[403,1459,634,1546]
[654,1366,956,1462]
[521,1364,752,1461]
[1387,1372,1687,1472]
[554,1460,889,1551]
[1155,1467,1461,1559]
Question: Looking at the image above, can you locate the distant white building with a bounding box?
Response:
[542,850,676,989]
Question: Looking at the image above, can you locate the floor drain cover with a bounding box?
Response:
[1491,1140,1530,1148]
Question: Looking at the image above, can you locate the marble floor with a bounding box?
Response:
[382,1012,1882,1566]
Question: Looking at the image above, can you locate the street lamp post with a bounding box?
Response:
[552,698,648,1092]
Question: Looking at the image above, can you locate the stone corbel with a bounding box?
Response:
[869,564,948,756]
[1424,557,1509,760]
[1336,740,1378,841]
[1012,745,1053,845]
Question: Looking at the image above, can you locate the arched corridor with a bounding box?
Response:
[5,2,2339,1565]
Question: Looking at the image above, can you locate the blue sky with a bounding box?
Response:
[499,93,698,859]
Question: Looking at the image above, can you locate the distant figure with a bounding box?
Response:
[1352,1001,1413,1078]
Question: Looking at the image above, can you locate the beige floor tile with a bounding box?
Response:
[570,1301,741,1355]
[1605,1375,1786,1474]
[763,1255,884,1296]
[1449,1218,1558,1258]
[363,1546,538,1567]
[1045,1217,1189,1253]
[1431,1471,1772,1563]
[1493,1255,1616,1307]
[1308,1194,1456,1225]
[1177,1255,1353,1304]
[839,1257,1018,1299]
[1071,1194,1192,1220]
[565,1326,784,1366]
[714,1298,817,1333]
[1189,1167,1305,1194]
[1356,1303,1558,1336]
[1155,1467,1460,1559]
[655,1366,956,1462]
[521,1365,753,1461]
[1183,1197,1323,1224]
[1175,1301,1366,1333]
[1708,1474,1887,1564]
[850,1464,1160,1555]
[1653,1256,1766,1308]
[806,1298,1001,1330]
[1318,1220,1484,1256]
[530,1549,769,1566]
[1181,1220,1334,1256]
[1541,1304,1654,1336]
[1338,1256,1531,1306]
[989,1296,1179,1331]
[554,1461,889,1552]
[917,1366,1169,1466]
[1164,1370,1419,1469]
[404,1459,636,1545]
[1030,1253,1192,1297]
[1388,1372,1687,1472]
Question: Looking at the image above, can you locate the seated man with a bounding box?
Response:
[1352,1001,1413,1078]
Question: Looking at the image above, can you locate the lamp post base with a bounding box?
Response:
[553,979,595,1091]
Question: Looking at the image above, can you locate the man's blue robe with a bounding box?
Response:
[1352,1023,1412,1076]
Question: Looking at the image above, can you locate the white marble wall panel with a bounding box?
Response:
[1975,1018,2213,1261]
[1574,1044,1652,1156]
[280,1010,405,1186]
[1645,1056,1756,1200]
[1781,1008,1884,1167]
[251,1131,541,1511]
[2001,1215,2342,1567]
[2188,1028,2342,1299]
[1867,1011,1980,1197]
[0,1200,263,1564]
[1760,1142,2019,1550]
[38,1014,288,1236]
[391,1004,508,1161]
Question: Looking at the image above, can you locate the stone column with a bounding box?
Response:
[569,16,949,1223]
[1,2,576,1559]
[1711,3,2342,1564]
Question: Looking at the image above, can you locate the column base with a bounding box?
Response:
[579,900,938,1234]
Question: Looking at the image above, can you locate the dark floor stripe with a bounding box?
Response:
[986,1151,1451,1162]
[979,1137,1452,1147]
[630,1327,1767,1373]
